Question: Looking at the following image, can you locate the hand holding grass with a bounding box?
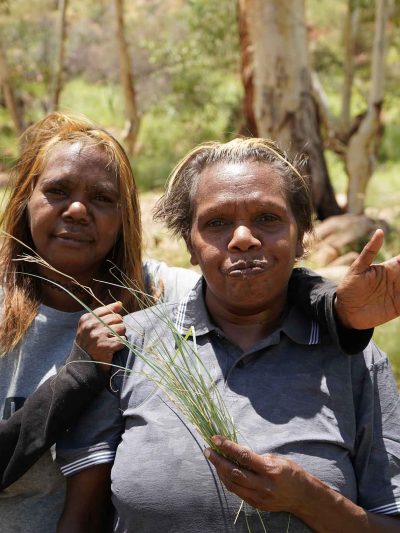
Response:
[204,435,307,515]
[75,301,126,372]
[335,229,400,329]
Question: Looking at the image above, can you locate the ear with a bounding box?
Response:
[185,235,199,266]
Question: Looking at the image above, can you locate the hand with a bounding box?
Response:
[75,301,126,369]
[204,436,308,513]
[335,229,400,329]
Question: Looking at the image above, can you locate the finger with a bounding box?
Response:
[101,313,124,326]
[349,229,384,275]
[209,436,266,473]
[104,323,126,338]
[204,447,259,490]
[92,301,123,318]
[105,337,126,352]
[81,310,124,334]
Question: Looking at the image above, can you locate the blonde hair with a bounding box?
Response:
[0,112,144,353]
[154,137,314,243]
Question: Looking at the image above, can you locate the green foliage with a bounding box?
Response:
[0,109,17,169]
[132,0,242,188]
[60,79,125,129]
[134,74,242,189]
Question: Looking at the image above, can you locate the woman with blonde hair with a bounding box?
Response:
[0,112,198,532]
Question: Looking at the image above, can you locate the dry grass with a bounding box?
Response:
[140,190,193,269]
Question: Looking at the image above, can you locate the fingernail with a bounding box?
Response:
[211,436,222,446]
[204,449,210,459]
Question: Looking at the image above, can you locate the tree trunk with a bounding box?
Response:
[341,1,359,134]
[346,0,390,215]
[50,0,68,111]
[114,0,140,156]
[0,38,24,136]
[238,0,341,220]
[238,0,257,136]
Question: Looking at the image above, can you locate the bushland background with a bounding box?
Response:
[0,0,399,383]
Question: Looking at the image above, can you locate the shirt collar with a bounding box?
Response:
[174,277,321,346]
[174,278,216,336]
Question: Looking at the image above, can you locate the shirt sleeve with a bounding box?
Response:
[352,343,400,515]
[56,350,126,477]
[0,342,107,489]
[288,267,373,354]
[143,259,199,304]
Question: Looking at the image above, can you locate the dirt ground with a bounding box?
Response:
[140,191,192,269]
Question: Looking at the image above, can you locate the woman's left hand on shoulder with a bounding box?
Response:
[204,435,308,513]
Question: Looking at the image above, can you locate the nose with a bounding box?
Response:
[228,225,261,252]
[62,201,90,224]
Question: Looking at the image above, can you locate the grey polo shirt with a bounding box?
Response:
[57,279,400,532]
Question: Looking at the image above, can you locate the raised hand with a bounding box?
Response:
[75,301,126,369]
[335,229,400,329]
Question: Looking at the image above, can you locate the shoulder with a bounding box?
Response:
[143,259,199,303]
[124,301,178,344]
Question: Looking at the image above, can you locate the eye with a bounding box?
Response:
[46,187,67,197]
[207,219,229,228]
[257,213,280,224]
[93,194,113,203]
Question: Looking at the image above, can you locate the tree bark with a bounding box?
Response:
[346,0,390,215]
[0,38,24,136]
[341,1,359,134]
[238,0,257,136]
[114,0,140,156]
[50,0,68,111]
[238,0,341,220]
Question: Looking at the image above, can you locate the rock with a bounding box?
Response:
[329,251,359,267]
[308,213,387,268]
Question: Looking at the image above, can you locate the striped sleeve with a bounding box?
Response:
[56,386,123,476]
[368,501,400,516]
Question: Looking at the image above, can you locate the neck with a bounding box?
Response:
[205,290,287,352]
[40,277,94,311]
[36,265,99,311]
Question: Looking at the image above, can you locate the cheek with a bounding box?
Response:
[101,217,122,250]
[26,201,42,239]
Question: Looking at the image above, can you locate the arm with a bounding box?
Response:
[288,267,373,354]
[205,436,400,533]
[0,343,107,490]
[0,301,125,490]
[290,230,400,354]
[57,465,112,533]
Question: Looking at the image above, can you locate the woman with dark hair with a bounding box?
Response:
[57,138,400,532]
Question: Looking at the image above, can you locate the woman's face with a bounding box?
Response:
[27,142,122,282]
[187,161,303,316]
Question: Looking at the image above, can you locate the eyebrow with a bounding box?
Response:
[40,176,119,194]
[197,198,287,211]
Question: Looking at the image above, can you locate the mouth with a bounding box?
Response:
[223,259,269,278]
[53,232,93,244]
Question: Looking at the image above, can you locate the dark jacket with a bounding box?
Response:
[0,343,107,490]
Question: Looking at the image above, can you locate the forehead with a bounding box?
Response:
[39,141,116,183]
[194,161,287,206]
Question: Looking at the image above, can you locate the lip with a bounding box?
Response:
[53,232,93,244]
[224,260,269,277]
